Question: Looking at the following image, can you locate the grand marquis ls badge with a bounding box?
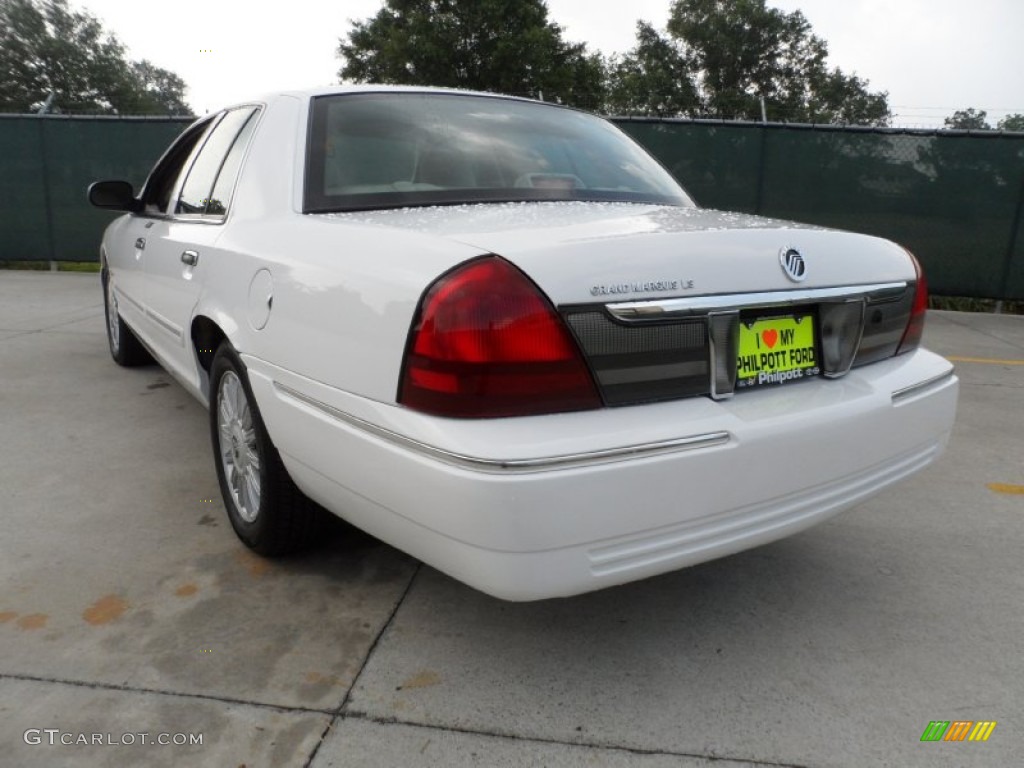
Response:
[779,247,807,282]
[590,279,695,297]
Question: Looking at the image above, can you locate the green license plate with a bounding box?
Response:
[736,314,820,389]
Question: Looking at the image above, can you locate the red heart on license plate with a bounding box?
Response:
[763,329,778,348]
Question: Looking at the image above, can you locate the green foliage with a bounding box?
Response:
[930,296,1023,315]
[997,113,1024,132]
[336,0,889,123]
[943,110,1024,133]
[0,260,101,271]
[668,0,825,120]
[338,0,606,109]
[0,0,191,114]
[944,108,990,130]
[608,0,889,124]
[606,22,699,116]
[121,60,191,115]
[805,69,890,126]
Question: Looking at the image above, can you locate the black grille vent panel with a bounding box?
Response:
[563,283,912,408]
[564,311,709,405]
[853,285,915,366]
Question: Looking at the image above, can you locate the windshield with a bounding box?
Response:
[304,92,693,213]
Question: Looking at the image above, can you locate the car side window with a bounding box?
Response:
[204,109,259,216]
[176,107,259,217]
[140,119,215,215]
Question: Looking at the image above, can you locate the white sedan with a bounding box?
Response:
[89,86,958,600]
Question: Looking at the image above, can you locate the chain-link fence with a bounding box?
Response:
[3,114,1023,299]
[615,118,1024,300]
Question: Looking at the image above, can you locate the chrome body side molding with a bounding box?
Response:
[273,382,730,474]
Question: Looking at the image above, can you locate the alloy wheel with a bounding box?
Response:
[217,370,262,522]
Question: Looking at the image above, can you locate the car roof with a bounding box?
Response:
[235,83,536,110]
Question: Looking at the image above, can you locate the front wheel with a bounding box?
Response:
[210,344,325,555]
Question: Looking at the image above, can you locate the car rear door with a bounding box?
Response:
[141,107,260,387]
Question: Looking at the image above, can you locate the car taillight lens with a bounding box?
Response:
[399,256,601,418]
[896,252,928,355]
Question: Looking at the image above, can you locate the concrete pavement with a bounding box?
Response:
[1,271,1021,767]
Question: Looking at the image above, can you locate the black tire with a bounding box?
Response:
[209,343,326,555]
[102,268,153,367]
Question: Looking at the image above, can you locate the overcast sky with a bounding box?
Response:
[84,0,1024,127]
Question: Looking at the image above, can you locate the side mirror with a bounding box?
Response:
[88,180,141,212]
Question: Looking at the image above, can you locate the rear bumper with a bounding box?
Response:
[246,349,958,600]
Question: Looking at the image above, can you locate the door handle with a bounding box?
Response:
[181,250,199,266]
[135,237,146,250]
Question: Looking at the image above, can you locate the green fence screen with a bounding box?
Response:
[1,114,191,263]
[2,114,1023,299]
[616,119,1024,300]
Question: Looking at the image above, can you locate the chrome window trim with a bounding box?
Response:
[606,282,908,320]
[127,211,227,225]
[166,215,226,225]
[273,382,731,474]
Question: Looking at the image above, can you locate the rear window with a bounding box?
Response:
[304,92,692,213]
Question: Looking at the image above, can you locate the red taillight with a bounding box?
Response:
[896,252,928,355]
[398,256,601,417]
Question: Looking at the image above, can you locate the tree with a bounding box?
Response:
[942,110,1024,132]
[122,60,191,115]
[606,22,699,116]
[337,0,606,109]
[804,68,890,126]
[558,48,608,113]
[997,113,1024,132]
[944,108,990,130]
[607,0,889,123]
[0,0,191,114]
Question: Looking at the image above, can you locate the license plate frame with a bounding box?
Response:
[735,312,821,390]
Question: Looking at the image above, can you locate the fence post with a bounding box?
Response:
[997,170,1024,312]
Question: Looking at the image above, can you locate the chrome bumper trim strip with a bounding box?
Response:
[891,369,956,404]
[273,382,731,473]
[606,282,908,320]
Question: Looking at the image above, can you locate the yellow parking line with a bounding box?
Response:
[947,356,1024,365]
[988,483,1024,495]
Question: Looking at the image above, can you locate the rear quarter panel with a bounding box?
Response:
[203,217,483,403]
[193,93,483,405]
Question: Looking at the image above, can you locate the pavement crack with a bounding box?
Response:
[38,311,105,332]
[0,330,36,341]
[336,711,815,768]
[0,672,333,716]
[301,561,422,768]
